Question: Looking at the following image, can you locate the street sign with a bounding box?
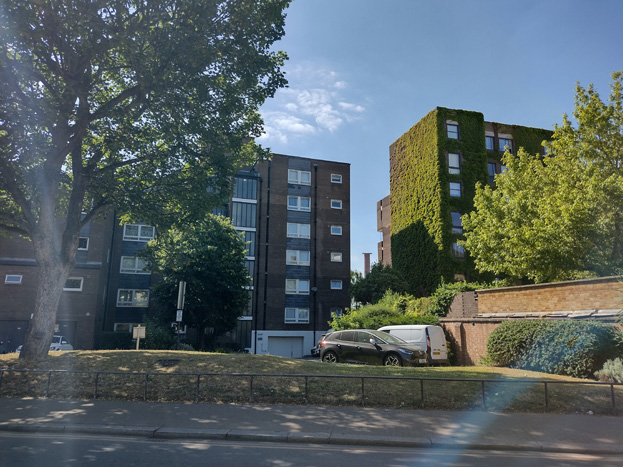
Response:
[176,309,183,322]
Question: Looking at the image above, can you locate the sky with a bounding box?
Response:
[256,0,623,273]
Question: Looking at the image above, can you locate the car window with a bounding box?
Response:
[370,331,406,345]
[339,331,355,342]
[355,331,372,343]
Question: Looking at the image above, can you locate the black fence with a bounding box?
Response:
[1,368,621,414]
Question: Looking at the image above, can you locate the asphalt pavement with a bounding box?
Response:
[0,398,621,454]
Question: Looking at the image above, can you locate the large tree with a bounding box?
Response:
[141,214,250,351]
[462,72,623,282]
[350,264,409,305]
[0,0,289,360]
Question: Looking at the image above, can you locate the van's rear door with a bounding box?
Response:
[427,327,448,362]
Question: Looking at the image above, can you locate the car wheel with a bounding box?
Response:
[383,353,402,367]
[322,351,338,363]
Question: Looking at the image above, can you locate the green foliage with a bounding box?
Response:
[487,320,623,378]
[1,0,289,360]
[98,332,133,350]
[141,214,250,351]
[329,303,440,331]
[595,358,623,383]
[350,264,409,305]
[464,72,623,282]
[144,317,176,350]
[427,280,485,317]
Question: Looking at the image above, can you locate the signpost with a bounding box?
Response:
[175,281,186,349]
[133,325,145,350]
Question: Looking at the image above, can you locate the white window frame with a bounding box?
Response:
[499,137,513,153]
[330,280,343,290]
[286,250,310,266]
[78,237,89,250]
[288,169,311,185]
[447,122,459,139]
[120,256,150,274]
[287,196,311,212]
[330,199,343,209]
[331,173,343,184]
[449,182,462,198]
[285,279,310,295]
[330,252,343,262]
[448,153,460,175]
[123,224,155,242]
[4,274,22,285]
[117,289,150,307]
[287,223,311,239]
[63,277,84,292]
[330,225,342,236]
[284,307,310,324]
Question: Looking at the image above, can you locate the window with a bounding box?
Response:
[330,280,343,290]
[330,252,343,262]
[447,123,459,139]
[285,307,309,324]
[231,201,257,228]
[500,164,507,174]
[4,274,22,285]
[123,224,155,242]
[113,323,142,333]
[239,231,256,256]
[331,199,342,209]
[451,212,462,234]
[330,307,343,318]
[287,223,310,239]
[64,277,83,291]
[449,182,461,197]
[288,169,311,185]
[486,136,494,150]
[499,138,513,153]
[286,250,310,266]
[287,196,311,212]
[488,162,497,183]
[285,279,310,295]
[331,173,342,183]
[448,153,460,175]
[452,242,465,258]
[120,256,149,274]
[117,289,149,307]
[78,237,89,250]
[233,177,257,200]
[330,225,342,236]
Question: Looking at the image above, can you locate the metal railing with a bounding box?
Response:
[1,368,621,414]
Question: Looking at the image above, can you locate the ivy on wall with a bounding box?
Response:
[390,107,552,295]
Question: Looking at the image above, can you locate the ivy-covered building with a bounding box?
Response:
[379,107,551,294]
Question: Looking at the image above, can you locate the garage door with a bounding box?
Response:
[267,336,304,358]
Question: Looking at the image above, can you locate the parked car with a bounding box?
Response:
[15,335,74,353]
[319,329,428,367]
[311,332,332,356]
[377,325,449,364]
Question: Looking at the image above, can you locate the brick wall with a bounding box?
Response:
[442,319,502,365]
[477,276,623,314]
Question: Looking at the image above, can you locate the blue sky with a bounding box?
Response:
[256,0,623,273]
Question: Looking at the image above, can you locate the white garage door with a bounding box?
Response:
[267,336,304,358]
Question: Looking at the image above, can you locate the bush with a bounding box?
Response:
[98,332,133,350]
[595,358,623,383]
[329,303,440,331]
[486,320,623,379]
[144,318,176,350]
[427,281,485,317]
[486,320,554,367]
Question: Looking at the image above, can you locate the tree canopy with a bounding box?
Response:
[0,0,290,359]
[462,72,623,283]
[350,264,409,305]
[141,214,250,351]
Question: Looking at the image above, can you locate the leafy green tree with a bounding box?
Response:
[0,0,289,360]
[463,72,623,282]
[141,215,250,351]
[350,264,409,305]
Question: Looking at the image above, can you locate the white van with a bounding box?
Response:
[377,325,448,364]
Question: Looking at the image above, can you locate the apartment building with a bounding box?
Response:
[380,107,551,293]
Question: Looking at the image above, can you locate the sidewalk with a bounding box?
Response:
[0,398,621,454]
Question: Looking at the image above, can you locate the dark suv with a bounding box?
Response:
[319,329,428,367]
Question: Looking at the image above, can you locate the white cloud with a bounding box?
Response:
[259,64,366,143]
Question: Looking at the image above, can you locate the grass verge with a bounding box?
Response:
[0,350,620,414]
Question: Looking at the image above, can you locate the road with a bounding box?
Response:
[1,432,621,467]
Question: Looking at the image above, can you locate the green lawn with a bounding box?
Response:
[0,350,620,414]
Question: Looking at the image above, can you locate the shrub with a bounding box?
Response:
[427,281,484,317]
[486,320,623,379]
[329,303,440,331]
[486,320,553,367]
[98,332,133,350]
[595,358,623,383]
